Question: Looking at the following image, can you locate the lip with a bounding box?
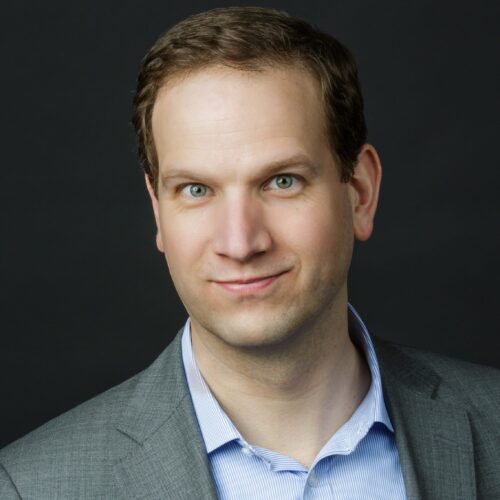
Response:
[213,270,288,295]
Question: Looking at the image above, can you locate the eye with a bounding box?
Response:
[266,174,299,190]
[181,183,210,198]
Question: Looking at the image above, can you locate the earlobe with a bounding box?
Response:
[155,231,164,253]
[145,174,165,253]
[348,144,382,241]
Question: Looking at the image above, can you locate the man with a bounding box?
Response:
[1,6,499,499]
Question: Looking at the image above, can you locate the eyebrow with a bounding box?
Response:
[160,154,319,187]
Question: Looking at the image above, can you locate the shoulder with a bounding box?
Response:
[0,332,186,497]
[1,370,142,460]
[374,336,500,411]
[0,376,137,497]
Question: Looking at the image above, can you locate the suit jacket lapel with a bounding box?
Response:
[112,332,218,499]
[374,339,476,500]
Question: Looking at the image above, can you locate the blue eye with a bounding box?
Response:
[183,184,208,198]
[268,174,296,190]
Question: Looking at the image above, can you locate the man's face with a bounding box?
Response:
[149,65,367,349]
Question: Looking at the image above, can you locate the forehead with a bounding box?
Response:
[151,65,330,174]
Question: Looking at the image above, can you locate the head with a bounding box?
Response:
[132,7,381,351]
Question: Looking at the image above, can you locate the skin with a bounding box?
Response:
[147,65,382,467]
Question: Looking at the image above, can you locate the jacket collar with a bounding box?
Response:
[373,337,475,500]
[112,330,218,499]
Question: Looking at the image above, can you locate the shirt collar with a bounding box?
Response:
[347,303,394,433]
[181,303,394,455]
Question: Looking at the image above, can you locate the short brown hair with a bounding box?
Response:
[132,6,367,194]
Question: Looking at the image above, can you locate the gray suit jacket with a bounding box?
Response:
[1,332,499,499]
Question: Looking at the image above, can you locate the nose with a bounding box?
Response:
[212,194,272,262]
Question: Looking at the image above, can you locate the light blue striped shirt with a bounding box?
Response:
[181,304,407,499]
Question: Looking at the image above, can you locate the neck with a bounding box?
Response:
[190,299,371,467]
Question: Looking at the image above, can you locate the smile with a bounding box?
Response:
[213,271,289,295]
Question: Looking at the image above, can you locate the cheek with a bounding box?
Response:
[159,217,203,281]
[271,195,353,261]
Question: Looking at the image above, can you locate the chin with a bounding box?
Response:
[198,308,308,351]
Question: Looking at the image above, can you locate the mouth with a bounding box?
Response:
[213,270,289,295]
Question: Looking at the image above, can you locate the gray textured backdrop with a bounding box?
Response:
[1,0,498,448]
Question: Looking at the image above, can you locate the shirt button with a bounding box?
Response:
[241,446,253,456]
[307,471,318,487]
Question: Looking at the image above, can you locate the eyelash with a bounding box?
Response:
[178,174,303,199]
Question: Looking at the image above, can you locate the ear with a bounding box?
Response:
[145,175,165,252]
[347,144,382,241]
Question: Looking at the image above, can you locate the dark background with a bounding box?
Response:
[1,0,498,448]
